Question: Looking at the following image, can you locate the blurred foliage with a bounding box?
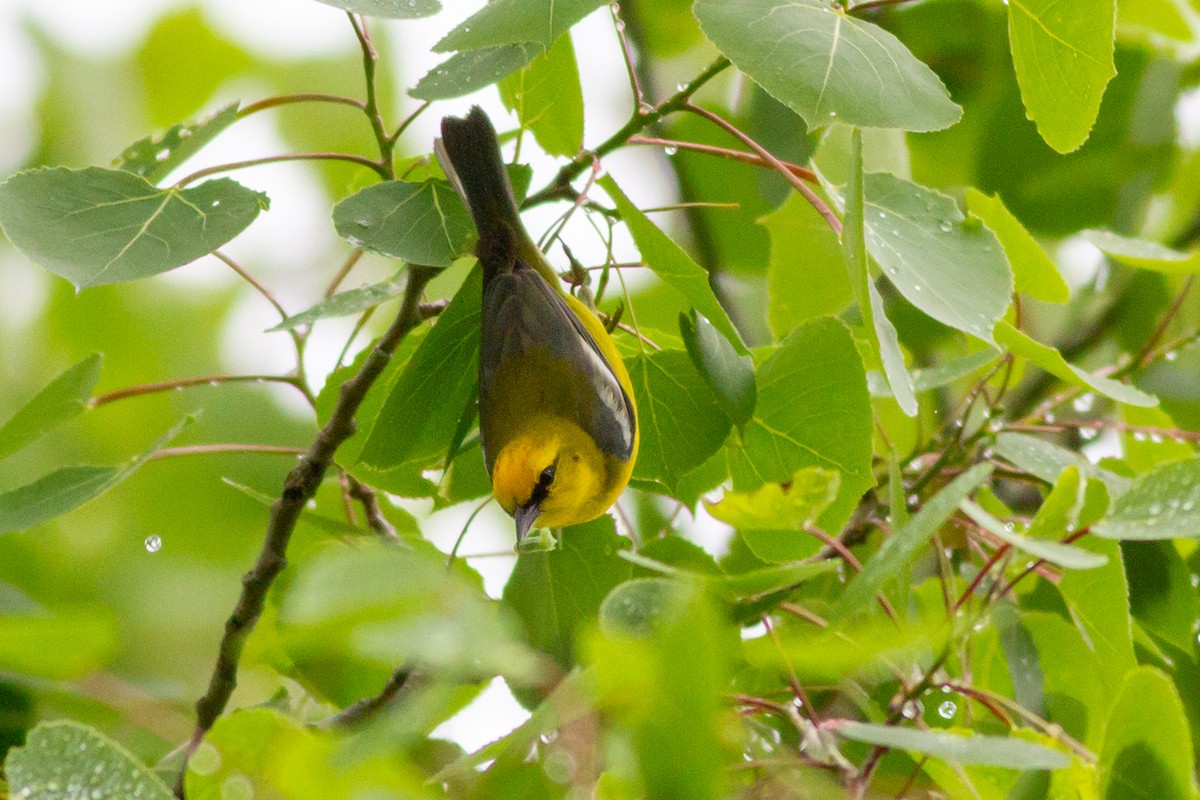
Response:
[2,0,1200,798]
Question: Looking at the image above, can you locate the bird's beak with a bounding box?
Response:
[514,503,541,542]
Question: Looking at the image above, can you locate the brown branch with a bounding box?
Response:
[346,473,399,541]
[523,57,731,208]
[682,103,842,235]
[89,374,305,408]
[149,444,305,461]
[237,93,365,117]
[176,265,437,791]
[175,151,389,186]
[315,668,415,729]
[627,136,818,183]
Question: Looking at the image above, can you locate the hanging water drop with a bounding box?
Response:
[1072,393,1095,413]
[937,700,957,719]
[144,535,162,553]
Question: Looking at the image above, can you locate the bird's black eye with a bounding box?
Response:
[539,464,556,486]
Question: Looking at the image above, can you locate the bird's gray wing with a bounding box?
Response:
[479,269,635,465]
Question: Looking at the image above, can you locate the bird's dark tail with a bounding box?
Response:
[440,107,530,279]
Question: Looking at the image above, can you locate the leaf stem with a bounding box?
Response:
[175,152,389,187]
[236,93,365,118]
[89,374,306,408]
[324,248,366,298]
[627,135,818,183]
[149,444,305,461]
[348,13,397,179]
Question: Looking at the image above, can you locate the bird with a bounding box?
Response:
[439,107,638,542]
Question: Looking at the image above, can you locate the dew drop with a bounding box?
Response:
[664,145,678,156]
[676,82,687,92]
[1044,412,1056,423]
[901,699,923,720]
[939,221,953,233]
[1133,431,1147,442]
[1151,433,1164,444]
[144,535,162,553]
[1166,350,1179,361]
[1072,393,1095,413]
[937,700,957,719]
[1080,427,1098,441]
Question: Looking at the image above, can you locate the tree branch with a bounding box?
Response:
[175,265,437,792]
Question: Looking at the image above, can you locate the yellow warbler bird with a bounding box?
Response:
[440,107,638,541]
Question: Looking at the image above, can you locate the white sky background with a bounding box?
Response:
[0,0,734,752]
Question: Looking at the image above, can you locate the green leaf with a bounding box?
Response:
[436,0,606,52]
[705,467,839,532]
[267,271,406,332]
[746,613,947,682]
[0,417,189,533]
[993,431,1130,498]
[599,577,688,638]
[1099,667,1196,799]
[965,189,1069,303]
[863,172,1012,344]
[1094,457,1200,539]
[115,102,239,182]
[332,180,474,267]
[763,192,852,338]
[836,722,1070,770]
[0,353,102,461]
[679,309,756,428]
[6,721,174,800]
[833,463,993,621]
[600,175,747,355]
[313,0,441,17]
[627,349,732,493]
[0,610,117,679]
[220,478,373,536]
[0,168,268,289]
[845,130,916,416]
[728,318,873,536]
[586,584,732,800]
[959,500,1107,570]
[502,515,632,668]
[1008,0,1116,153]
[411,44,539,101]
[993,603,1046,717]
[498,33,584,157]
[186,708,431,799]
[1083,229,1200,274]
[705,467,839,564]
[693,0,961,131]
[1025,466,1087,541]
[1125,539,1200,652]
[995,321,1158,407]
[281,541,536,682]
[359,267,481,470]
[1057,537,1136,694]
[912,350,1000,392]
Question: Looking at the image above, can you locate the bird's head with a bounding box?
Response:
[491,424,604,540]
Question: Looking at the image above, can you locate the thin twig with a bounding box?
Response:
[90,374,305,408]
[610,2,646,107]
[237,93,365,118]
[315,668,415,729]
[682,103,842,235]
[176,265,437,791]
[346,474,399,541]
[627,135,818,183]
[348,13,396,179]
[1135,275,1194,367]
[324,248,365,298]
[523,57,731,208]
[149,444,305,461]
[175,151,388,186]
[211,250,289,321]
